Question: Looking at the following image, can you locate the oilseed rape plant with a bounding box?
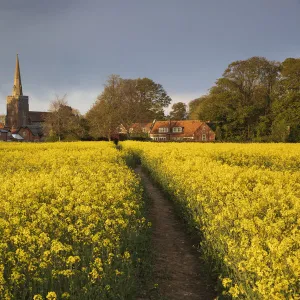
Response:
[121,141,300,300]
[0,142,148,300]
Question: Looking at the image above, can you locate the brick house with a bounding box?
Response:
[149,120,215,142]
[0,129,11,141]
[17,125,43,142]
[128,122,154,138]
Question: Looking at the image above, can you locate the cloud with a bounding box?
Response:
[0,86,100,116]
[28,88,100,115]
[0,92,7,115]
[1,89,206,116]
[64,89,101,114]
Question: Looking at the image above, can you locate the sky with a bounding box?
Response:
[0,0,300,115]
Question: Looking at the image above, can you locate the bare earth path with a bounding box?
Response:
[135,166,217,300]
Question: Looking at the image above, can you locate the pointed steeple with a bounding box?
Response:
[12,54,23,96]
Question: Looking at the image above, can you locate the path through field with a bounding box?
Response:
[135,166,217,300]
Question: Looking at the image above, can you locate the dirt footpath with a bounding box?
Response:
[135,166,217,300]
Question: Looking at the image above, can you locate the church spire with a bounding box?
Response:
[12,54,23,96]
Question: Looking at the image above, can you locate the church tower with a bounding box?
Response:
[5,54,29,129]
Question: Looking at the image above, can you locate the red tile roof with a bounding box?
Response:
[150,120,205,136]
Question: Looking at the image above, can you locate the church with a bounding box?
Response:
[3,55,49,141]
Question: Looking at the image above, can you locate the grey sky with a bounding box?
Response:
[0,0,299,115]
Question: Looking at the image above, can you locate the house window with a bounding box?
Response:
[142,127,147,133]
[172,127,183,133]
[159,137,166,141]
[23,131,27,137]
[129,128,133,133]
[202,134,206,141]
[158,127,169,133]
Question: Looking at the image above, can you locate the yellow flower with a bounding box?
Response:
[46,292,57,300]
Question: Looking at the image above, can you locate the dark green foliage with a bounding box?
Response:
[189,56,300,142]
[170,102,188,120]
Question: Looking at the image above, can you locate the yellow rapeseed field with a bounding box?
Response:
[0,142,148,300]
[121,141,300,300]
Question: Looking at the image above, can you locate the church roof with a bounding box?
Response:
[28,111,50,123]
[17,125,44,136]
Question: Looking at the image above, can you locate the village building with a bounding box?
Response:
[4,55,49,141]
[16,126,43,142]
[0,129,10,141]
[128,122,154,139]
[149,120,215,142]
[110,124,128,141]
[129,122,153,134]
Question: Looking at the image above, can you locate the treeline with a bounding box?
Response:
[86,75,171,140]
[189,57,300,142]
[43,56,299,142]
[44,76,171,141]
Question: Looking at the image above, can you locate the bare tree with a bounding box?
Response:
[0,114,5,126]
[44,95,85,141]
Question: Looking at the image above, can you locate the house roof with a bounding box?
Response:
[0,129,9,133]
[116,124,127,134]
[12,134,24,140]
[28,111,49,122]
[130,122,153,132]
[18,125,43,136]
[150,120,205,136]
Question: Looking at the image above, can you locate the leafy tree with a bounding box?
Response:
[188,97,206,119]
[86,75,171,139]
[86,75,128,140]
[115,77,171,128]
[271,58,300,142]
[169,102,187,120]
[44,95,85,141]
[133,77,171,122]
[188,57,281,141]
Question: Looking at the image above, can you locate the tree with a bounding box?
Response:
[44,95,85,141]
[188,97,204,119]
[115,77,171,129]
[86,75,125,140]
[219,56,280,140]
[271,58,300,142]
[133,77,171,122]
[188,57,281,141]
[0,115,5,126]
[169,102,187,120]
[86,75,172,139]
